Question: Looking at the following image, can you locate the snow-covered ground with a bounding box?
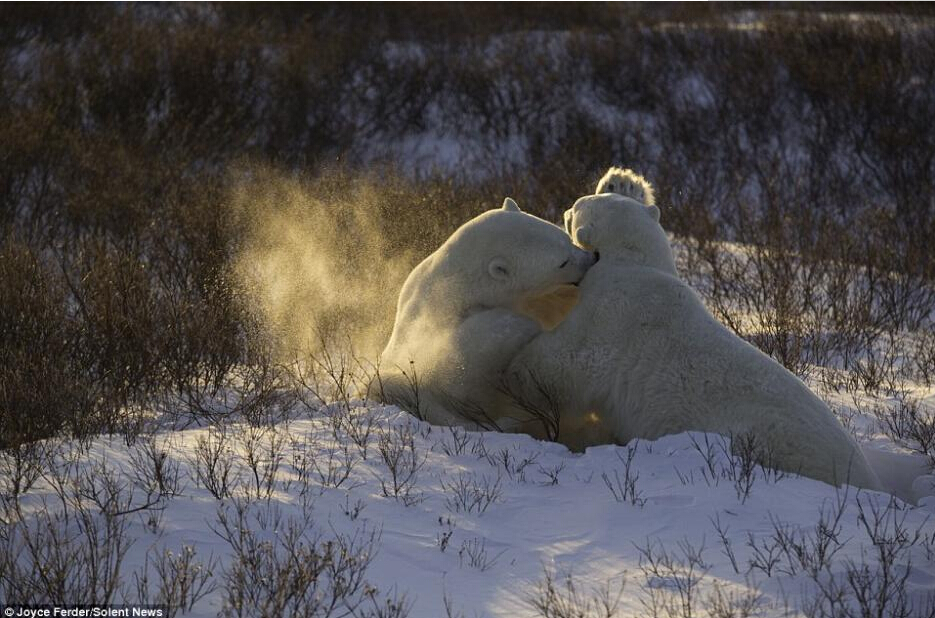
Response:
[4,233,934,616]
[4,391,934,617]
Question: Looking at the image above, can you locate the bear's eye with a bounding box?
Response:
[559,259,569,269]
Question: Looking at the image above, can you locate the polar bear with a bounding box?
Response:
[507,170,881,490]
[379,198,597,429]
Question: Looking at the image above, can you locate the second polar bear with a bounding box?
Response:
[507,170,881,490]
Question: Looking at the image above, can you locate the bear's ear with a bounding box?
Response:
[502,197,521,212]
[488,256,512,281]
[575,224,594,249]
[646,205,660,222]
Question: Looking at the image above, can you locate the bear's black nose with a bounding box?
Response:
[594,251,600,263]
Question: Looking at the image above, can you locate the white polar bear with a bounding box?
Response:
[508,170,882,490]
[379,198,597,429]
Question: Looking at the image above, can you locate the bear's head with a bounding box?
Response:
[563,178,676,275]
[439,198,598,310]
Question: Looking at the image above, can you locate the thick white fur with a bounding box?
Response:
[380,198,597,429]
[595,167,655,206]
[508,176,881,490]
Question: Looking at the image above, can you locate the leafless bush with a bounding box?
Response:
[801,505,930,618]
[376,423,426,505]
[312,437,362,494]
[287,332,375,423]
[871,394,935,468]
[914,330,935,386]
[170,347,295,428]
[342,407,377,460]
[458,537,506,572]
[601,443,646,507]
[0,240,97,447]
[856,494,926,565]
[441,471,502,515]
[744,531,783,579]
[499,369,563,442]
[212,500,387,618]
[803,567,935,618]
[435,426,473,457]
[922,528,935,563]
[673,466,699,487]
[828,403,862,444]
[689,433,723,488]
[128,433,186,500]
[357,588,413,618]
[634,537,709,618]
[703,581,763,618]
[75,455,168,518]
[236,424,285,501]
[381,361,427,423]
[538,461,567,486]
[0,439,49,498]
[128,544,219,618]
[283,428,361,505]
[0,455,150,603]
[469,434,489,460]
[343,494,367,521]
[485,446,540,483]
[140,507,165,536]
[709,514,740,575]
[442,589,466,618]
[284,433,316,496]
[722,434,760,503]
[0,498,133,603]
[424,388,501,434]
[746,489,850,580]
[190,426,239,499]
[768,501,849,578]
[527,567,626,618]
[688,433,787,502]
[436,516,456,553]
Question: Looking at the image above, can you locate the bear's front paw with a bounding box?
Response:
[596,166,655,206]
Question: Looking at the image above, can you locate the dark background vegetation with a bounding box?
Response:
[3,2,935,449]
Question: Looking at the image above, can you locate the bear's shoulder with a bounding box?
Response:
[577,262,694,319]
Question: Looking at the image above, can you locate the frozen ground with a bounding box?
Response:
[4,391,934,617]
